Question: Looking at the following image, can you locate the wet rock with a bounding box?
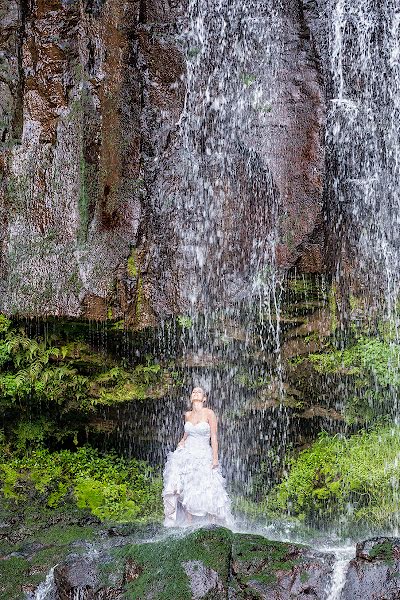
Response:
[298,406,343,421]
[341,537,400,600]
[54,556,98,595]
[183,560,225,599]
[231,533,335,600]
[0,0,329,322]
[54,555,124,599]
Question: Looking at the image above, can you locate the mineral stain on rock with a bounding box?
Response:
[0,0,328,324]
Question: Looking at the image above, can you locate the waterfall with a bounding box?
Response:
[32,566,56,600]
[327,0,400,323]
[153,0,290,498]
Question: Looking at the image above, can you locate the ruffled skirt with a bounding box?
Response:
[162,438,234,528]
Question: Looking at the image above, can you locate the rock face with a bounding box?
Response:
[48,533,400,599]
[52,527,335,599]
[341,537,400,600]
[0,0,327,324]
[230,533,334,599]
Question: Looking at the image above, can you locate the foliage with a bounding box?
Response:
[0,446,162,523]
[235,370,271,390]
[90,361,166,405]
[177,315,193,329]
[240,73,256,87]
[267,425,400,527]
[0,316,170,449]
[307,336,400,387]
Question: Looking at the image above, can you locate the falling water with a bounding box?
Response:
[32,566,56,600]
[323,0,400,542]
[328,0,400,323]
[146,0,292,499]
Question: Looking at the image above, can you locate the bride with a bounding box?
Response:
[162,387,234,528]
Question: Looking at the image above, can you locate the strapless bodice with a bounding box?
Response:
[184,420,211,439]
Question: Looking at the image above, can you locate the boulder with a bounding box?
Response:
[341,537,400,600]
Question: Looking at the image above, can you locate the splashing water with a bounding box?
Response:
[32,566,56,600]
[328,0,400,325]
[148,0,291,499]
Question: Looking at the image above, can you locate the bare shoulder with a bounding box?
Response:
[206,408,216,419]
[184,410,192,420]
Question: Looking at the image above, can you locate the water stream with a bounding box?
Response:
[16,0,400,597]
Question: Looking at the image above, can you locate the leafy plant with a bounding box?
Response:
[0,446,162,523]
[177,315,193,329]
[240,73,256,87]
[0,316,171,448]
[267,425,400,527]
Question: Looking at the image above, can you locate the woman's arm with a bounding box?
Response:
[208,409,219,468]
[177,411,190,448]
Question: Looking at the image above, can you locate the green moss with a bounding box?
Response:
[104,527,232,599]
[0,556,30,600]
[287,276,318,297]
[267,425,400,527]
[36,523,96,545]
[232,534,303,596]
[127,248,138,277]
[369,541,394,564]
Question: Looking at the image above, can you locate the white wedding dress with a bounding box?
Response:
[162,420,234,528]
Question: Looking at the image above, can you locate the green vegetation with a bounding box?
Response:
[240,73,257,87]
[187,47,200,59]
[307,336,400,386]
[127,247,138,277]
[369,541,394,565]
[0,315,165,533]
[0,315,170,449]
[103,527,232,599]
[267,425,400,527]
[177,315,193,329]
[0,505,106,600]
[235,369,271,390]
[0,446,162,523]
[232,534,301,588]
[0,556,30,600]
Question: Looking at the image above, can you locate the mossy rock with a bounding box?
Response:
[231,533,334,599]
[103,526,233,599]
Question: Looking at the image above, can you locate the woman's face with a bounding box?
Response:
[191,387,205,406]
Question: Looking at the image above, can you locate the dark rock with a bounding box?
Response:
[341,537,400,600]
[182,560,225,599]
[54,556,99,596]
[231,533,334,600]
[54,554,125,599]
[0,0,328,322]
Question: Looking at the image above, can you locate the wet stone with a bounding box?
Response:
[341,537,400,600]
[182,559,226,599]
